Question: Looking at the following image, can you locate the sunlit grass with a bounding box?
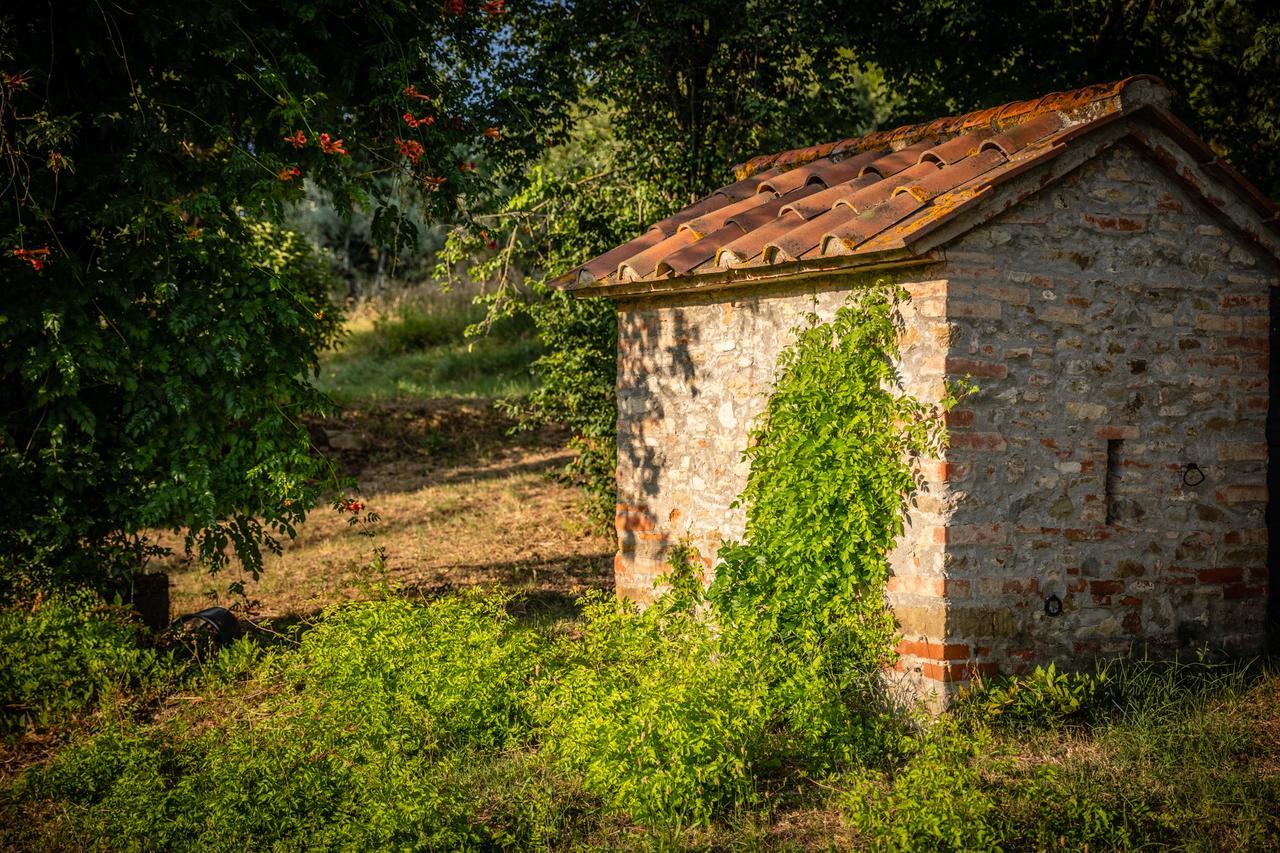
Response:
[314,286,542,404]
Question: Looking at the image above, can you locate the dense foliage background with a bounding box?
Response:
[4,0,1279,587]
[0,1,513,589]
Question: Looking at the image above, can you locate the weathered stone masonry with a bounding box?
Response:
[614,141,1277,699]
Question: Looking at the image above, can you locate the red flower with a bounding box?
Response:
[395,138,425,162]
[12,246,50,271]
[283,130,307,148]
[403,112,434,129]
[318,133,348,156]
[337,498,365,514]
[2,71,29,90]
[459,161,477,173]
[444,0,465,15]
[482,0,507,14]
[483,126,501,140]
[47,151,66,173]
[403,85,432,102]
[422,175,446,190]
[277,165,302,181]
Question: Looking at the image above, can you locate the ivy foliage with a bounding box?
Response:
[0,2,510,588]
[711,284,955,755]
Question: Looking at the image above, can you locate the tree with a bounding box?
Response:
[444,4,898,520]
[509,0,896,197]
[833,0,1280,198]
[0,1,508,590]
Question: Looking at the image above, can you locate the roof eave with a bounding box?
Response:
[563,247,940,299]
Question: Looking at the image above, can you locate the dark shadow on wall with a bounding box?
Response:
[618,306,702,500]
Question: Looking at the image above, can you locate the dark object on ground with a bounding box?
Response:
[130,573,170,632]
[175,607,243,645]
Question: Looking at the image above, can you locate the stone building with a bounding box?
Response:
[557,78,1280,698]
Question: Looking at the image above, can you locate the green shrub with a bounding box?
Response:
[0,591,165,734]
[278,591,544,752]
[14,591,572,849]
[535,582,776,827]
[842,720,1001,852]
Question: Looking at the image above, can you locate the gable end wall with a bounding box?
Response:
[928,140,1276,686]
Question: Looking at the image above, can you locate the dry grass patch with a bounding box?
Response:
[158,399,614,621]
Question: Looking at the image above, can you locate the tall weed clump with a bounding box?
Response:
[15,591,577,850]
[535,551,778,826]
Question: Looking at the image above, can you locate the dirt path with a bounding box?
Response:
[161,400,615,621]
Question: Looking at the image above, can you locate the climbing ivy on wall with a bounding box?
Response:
[711,282,956,754]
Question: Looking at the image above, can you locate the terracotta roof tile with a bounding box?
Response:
[806,150,892,185]
[649,194,735,236]
[759,155,867,194]
[578,227,667,282]
[920,129,996,166]
[861,140,940,178]
[728,184,822,231]
[894,148,1007,203]
[821,193,927,255]
[682,192,775,236]
[618,229,699,280]
[560,76,1279,293]
[980,112,1066,157]
[656,223,745,277]
[781,174,882,219]
[841,161,940,211]
[717,211,807,267]
[764,206,856,262]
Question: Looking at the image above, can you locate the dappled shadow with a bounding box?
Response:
[617,306,703,500]
[308,397,576,495]
[395,551,614,601]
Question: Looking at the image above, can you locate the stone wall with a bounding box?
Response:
[612,138,1275,702]
[922,141,1276,688]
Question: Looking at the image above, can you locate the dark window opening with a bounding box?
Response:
[1105,439,1122,525]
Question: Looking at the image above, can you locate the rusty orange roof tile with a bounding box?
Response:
[559,76,1280,295]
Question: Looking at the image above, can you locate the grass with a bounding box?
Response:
[2,589,1276,850]
[158,401,614,621]
[315,286,543,404]
[150,283,611,622]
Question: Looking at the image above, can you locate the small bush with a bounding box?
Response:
[278,590,544,752]
[841,721,1002,852]
[536,589,776,827]
[0,591,164,735]
[14,591,569,849]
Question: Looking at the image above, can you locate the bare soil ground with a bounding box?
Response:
[157,399,615,623]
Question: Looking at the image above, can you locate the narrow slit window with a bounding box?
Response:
[1105,439,1122,525]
